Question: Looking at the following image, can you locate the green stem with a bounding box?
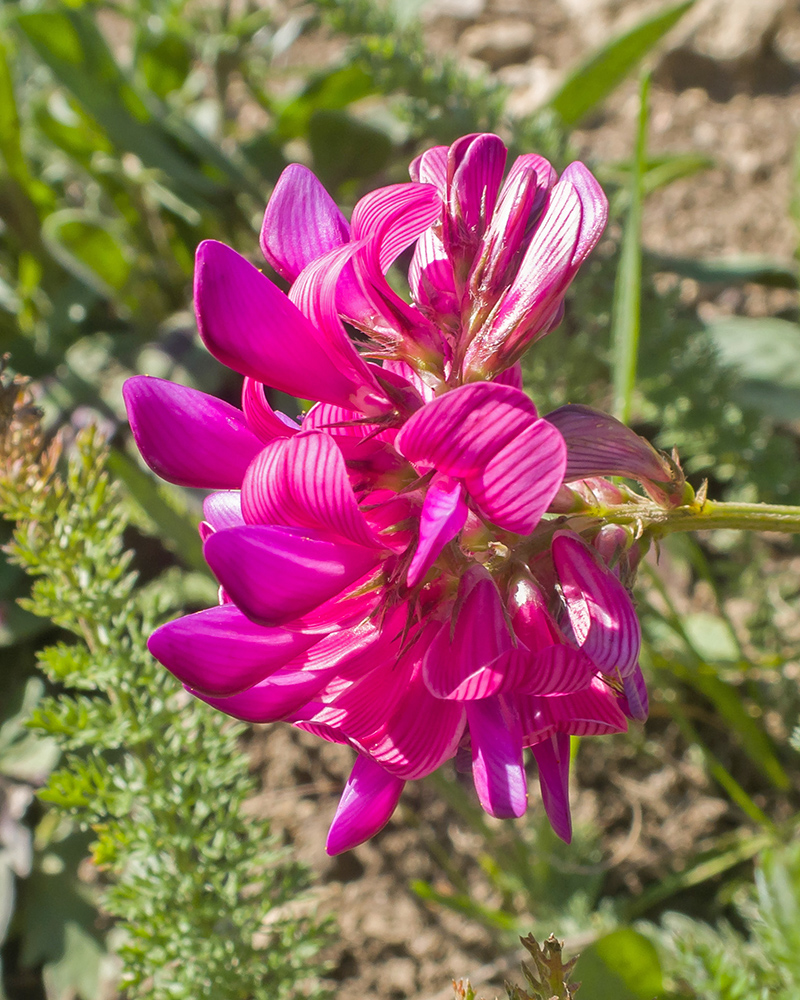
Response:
[592,499,800,537]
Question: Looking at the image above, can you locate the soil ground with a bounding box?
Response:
[252,2,800,997]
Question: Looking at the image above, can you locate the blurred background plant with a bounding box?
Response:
[1,0,800,996]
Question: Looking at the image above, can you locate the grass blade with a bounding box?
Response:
[547,0,693,126]
[611,72,649,424]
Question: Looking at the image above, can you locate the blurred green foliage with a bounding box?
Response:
[0,0,799,997]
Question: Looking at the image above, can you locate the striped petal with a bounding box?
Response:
[552,531,641,677]
[203,492,244,531]
[123,376,262,490]
[423,566,515,701]
[242,432,383,548]
[260,163,350,280]
[241,378,299,444]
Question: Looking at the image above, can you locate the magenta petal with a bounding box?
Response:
[397,382,539,478]
[621,664,649,721]
[191,660,340,723]
[547,678,629,736]
[552,531,641,677]
[467,696,527,819]
[242,432,383,548]
[560,161,608,266]
[148,604,320,696]
[260,163,350,280]
[546,404,670,483]
[531,732,572,843]
[509,644,596,696]
[423,567,515,700]
[465,418,566,534]
[203,525,380,626]
[407,473,467,587]
[450,133,507,235]
[350,182,441,274]
[203,491,244,531]
[326,755,405,855]
[494,363,523,390]
[195,240,383,412]
[241,378,299,443]
[409,145,448,188]
[123,376,262,489]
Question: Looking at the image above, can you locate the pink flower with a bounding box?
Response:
[124,135,656,854]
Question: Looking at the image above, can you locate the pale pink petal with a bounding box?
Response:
[560,161,608,266]
[242,432,383,548]
[552,531,641,677]
[531,732,572,843]
[147,604,320,696]
[546,404,669,483]
[326,755,405,855]
[241,378,299,443]
[465,418,566,534]
[203,525,380,626]
[123,376,263,490]
[260,163,350,280]
[409,145,448,188]
[203,491,244,531]
[423,566,516,701]
[467,696,528,819]
[407,473,467,587]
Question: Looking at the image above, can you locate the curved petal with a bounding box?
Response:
[552,531,641,677]
[123,376,262,489]
[504,644,596,696]
[195,240,386,413]
[203,524,380,627]
[531,732,572,843]
[409,228,458,320]
[409,145,448,188]
[407,473,467,587]
[242,432,383,548]
[192,661,342,723]
[621,664,649,722]
[466,418,566,534]
[449,133,507,238]
[241,378,299,443]
[560,161,608,266]
[326,755,405,855]
[397,382,539,478]
[203,491,244,531]
[546,404,670,483]
[350,182,441,274]
[547,678,629,736]
[260,163,350,280]
[148,604,320,696]
[467,696,527,818]
[423,567,516,701]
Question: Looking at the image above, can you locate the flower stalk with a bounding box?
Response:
[585,497,800,538]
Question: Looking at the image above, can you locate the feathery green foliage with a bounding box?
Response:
[0,373,329,1000]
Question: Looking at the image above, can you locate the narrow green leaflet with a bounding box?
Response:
[547,0,694,126]
[611,72,649,424]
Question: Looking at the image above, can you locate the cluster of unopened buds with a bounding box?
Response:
[124,133,693,853]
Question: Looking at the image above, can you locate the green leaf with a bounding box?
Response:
[705,316,800,421]
[275,64,378,141]
[13,10,239,204]
[577,929,665,999]
[611,72,649,424]
[42,211,132,297]
[308,109,392,189]
[650,252,798,289]
[547,0,694,125]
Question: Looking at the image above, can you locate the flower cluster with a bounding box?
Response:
[124,134,684,853]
